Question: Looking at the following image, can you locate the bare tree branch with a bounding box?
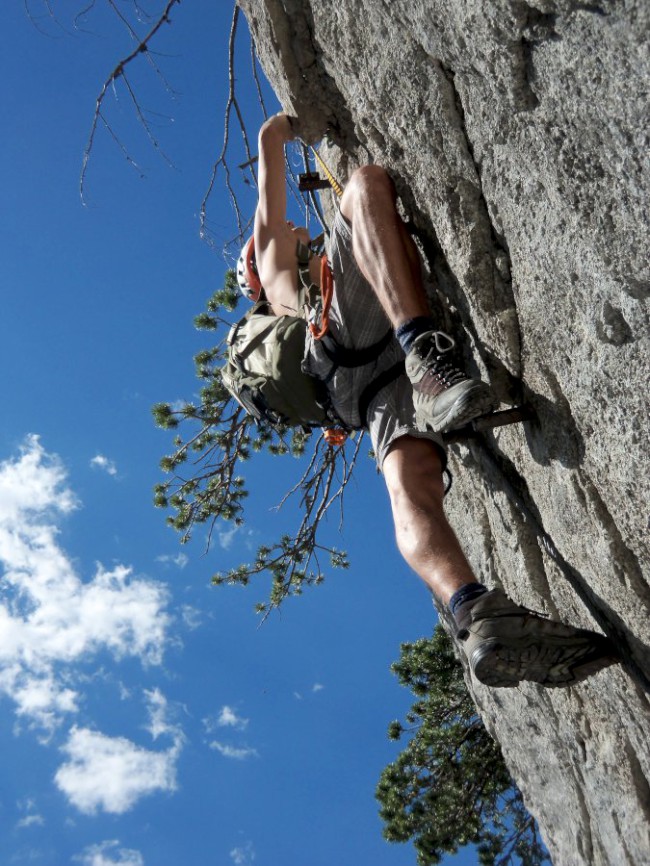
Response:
[98,110,145,175]
[106,0,179,97]
[250,37,269,119]
[80,0,182,202]
[120,69,175,167]
[73,1,100,35]
[24,0,69,36]
[200,3,259,248]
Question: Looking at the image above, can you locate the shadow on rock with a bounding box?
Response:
[470,440,650,695]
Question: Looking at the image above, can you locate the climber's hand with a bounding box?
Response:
[260,113,297,144]
[262,112,328,146]
[288,113,329,145]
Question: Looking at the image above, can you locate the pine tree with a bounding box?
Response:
[377,626,550,866]
[153,269,353,616]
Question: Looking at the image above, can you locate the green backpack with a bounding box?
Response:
[221,301,330,428]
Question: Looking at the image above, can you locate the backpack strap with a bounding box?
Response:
[227,301,280,376]
[296,240,320,309]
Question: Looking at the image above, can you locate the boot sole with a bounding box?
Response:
[470,634,618,688]
[417,383,498,434]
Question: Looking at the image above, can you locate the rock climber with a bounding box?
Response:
[238,111,617,688]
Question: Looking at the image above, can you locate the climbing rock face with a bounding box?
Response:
[239,1,650,863]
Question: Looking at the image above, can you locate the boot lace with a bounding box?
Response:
[421,331,468,388]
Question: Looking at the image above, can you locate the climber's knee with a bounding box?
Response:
[382,437,448,568]
[383,436,446,510]
[341,165,396,221]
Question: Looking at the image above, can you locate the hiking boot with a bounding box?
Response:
[405,330,497,433]
[456,589,619,688]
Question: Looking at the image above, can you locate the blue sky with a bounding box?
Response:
[1,3,480,865]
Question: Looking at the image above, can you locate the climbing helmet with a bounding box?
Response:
[236,236,263,302]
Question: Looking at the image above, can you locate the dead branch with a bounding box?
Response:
[73,1,99,34]
[200,4,256,247]
[80,0,182,202]
[106,0,180,99]
[24,0,70,36]
[120,69,175,168]
[250,37,269,119]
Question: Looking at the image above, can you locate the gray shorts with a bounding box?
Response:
[303,210,445,471]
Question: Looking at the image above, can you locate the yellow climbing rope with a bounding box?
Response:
[309,145,344,199]
[305,145,347,449]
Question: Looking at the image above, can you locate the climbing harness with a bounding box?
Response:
[229,234,404,447]
[226,237,401,446]
[294,236,408,446]
[238,147,533,451]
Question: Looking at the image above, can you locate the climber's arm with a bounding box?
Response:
[256,113,294,229]
[254,114,299,315]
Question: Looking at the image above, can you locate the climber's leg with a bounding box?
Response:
[340,165,428,328]
[382,436,475,602]
[340,166,497,433]
[383,436,619,688]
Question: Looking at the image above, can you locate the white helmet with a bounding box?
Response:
[236,236,263,302]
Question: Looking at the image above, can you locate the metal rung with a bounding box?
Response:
[443,405,534,443]
[298,171,332,192]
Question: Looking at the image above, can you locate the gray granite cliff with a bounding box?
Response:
[238,1,650,863]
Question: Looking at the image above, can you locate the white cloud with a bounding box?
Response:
[230,841,256,866]
[0,436,171,733]
[0,434,77,520]
[180,605,202,630]
[210,741,258,761]
[217,525,239,550]
[144,688,183,742]
[90,455,118,477]
[56,726,181,815]
[293,684,323,700]
[16,799,44,829]
[74,840,144,866]
[217,525,258,552]
[203,705,249,735]
[16,813,45,828]
[0,438,183,815]
[155,553,188,570]
[217,705,248,730]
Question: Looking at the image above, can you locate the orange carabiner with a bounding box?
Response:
[323,427,347,447]
[309,254,334,340]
